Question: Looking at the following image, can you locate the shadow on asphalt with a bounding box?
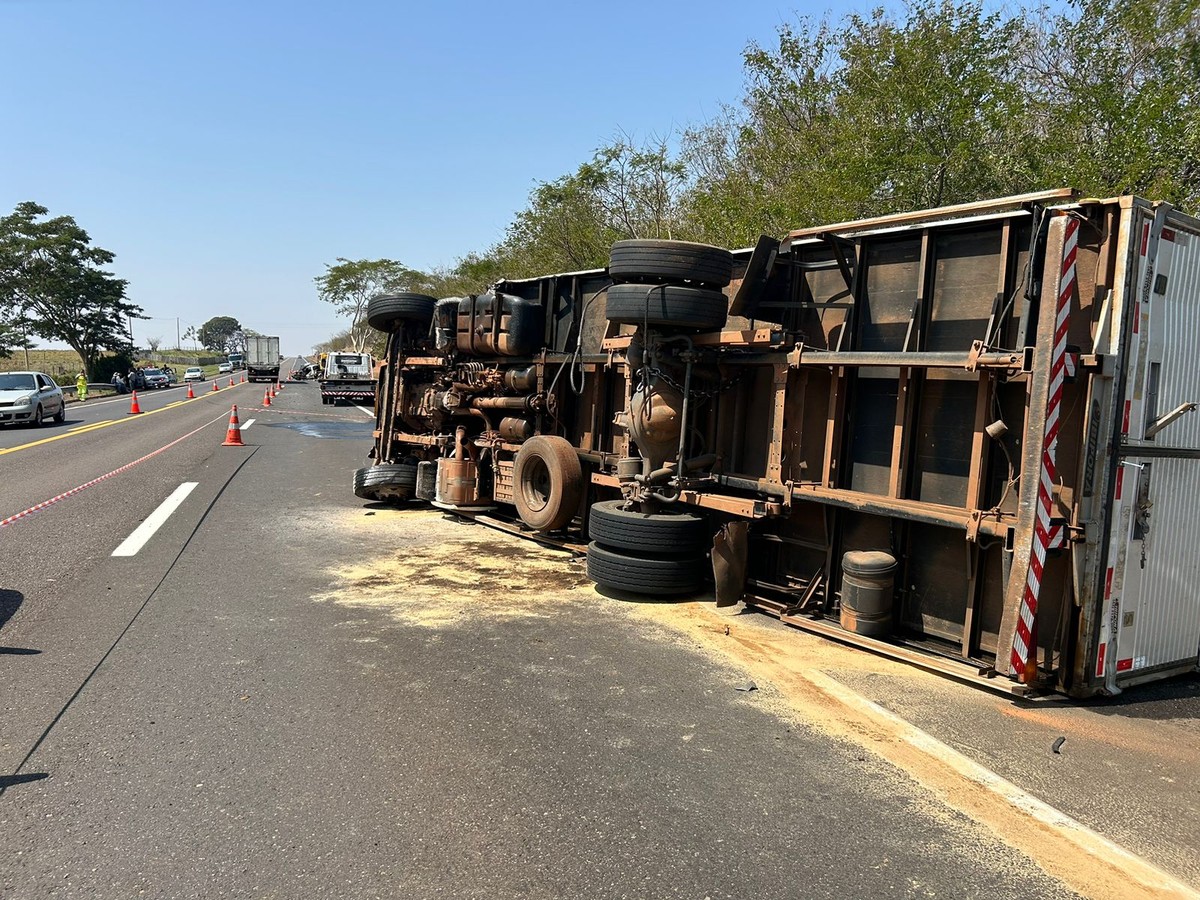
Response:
[1068,671,1200,718]
[0,773,48,789]
[0,587,22,629]
[593,583,708,606]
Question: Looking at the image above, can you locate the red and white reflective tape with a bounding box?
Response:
[0,412,227,529]
[1012,215,1079,677]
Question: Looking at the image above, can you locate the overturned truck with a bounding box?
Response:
[354,190,1200,698]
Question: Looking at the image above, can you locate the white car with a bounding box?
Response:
[183,367,206,382]
[217,362,232,374]
[0,371,66,426]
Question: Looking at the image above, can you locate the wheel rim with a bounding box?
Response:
[520,456,551,513]
[33,406,42,425]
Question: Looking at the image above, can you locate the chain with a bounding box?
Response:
[644,366,746,403]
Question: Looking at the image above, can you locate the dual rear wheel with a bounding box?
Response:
[586,500,709,596]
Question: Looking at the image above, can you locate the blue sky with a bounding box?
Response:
[1,0,802,354]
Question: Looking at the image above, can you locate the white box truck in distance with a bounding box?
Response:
[246,335,281,383]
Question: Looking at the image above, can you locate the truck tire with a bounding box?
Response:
[609,240,734,288]
[604,283,728,331]
[353,463,418,501]
[367,293,437,332]
[512,435,584,532]
[588,500,709,554]
[586,542,707,596]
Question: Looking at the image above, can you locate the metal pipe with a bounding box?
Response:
[676,357,693,470]
[470,396,534,410]
[788,349,1022,369]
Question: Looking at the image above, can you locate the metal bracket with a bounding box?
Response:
[966,340,985,372]
[786,343,805,368]
[966,509,985,543]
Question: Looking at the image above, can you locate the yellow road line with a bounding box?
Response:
[0,418,119,454]
[0,387,239,456]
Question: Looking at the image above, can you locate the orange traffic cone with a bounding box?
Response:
[263,388,271,407]
[211,380,219,392]
[186,382,195,399]
[128,391,143,415]
[240,374,246,384]
[229,376,234,388]
[270,385,277,399]
[222,405,245,446]
[276,381,283,391]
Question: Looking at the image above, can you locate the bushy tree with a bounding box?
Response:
[315,258,429,352]
[1029,0,1200,206]
[495,136,689,277]
[0,202,141,379]
[199,316,242,353]
[682,1,1039,245]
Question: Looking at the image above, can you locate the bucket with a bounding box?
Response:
[839,550,897,638]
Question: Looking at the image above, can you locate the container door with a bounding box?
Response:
[1098,207,1200,687]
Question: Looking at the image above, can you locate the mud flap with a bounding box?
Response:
[712,521,749,607]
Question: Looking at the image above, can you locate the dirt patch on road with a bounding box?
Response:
[315,509,588,628]
[318,511,1195,899]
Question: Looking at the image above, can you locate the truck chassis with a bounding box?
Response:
[355,192,1200,698]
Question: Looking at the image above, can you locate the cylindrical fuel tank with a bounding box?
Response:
[456,292,545,356]
[839,550,897,638]
[499,417,533,441]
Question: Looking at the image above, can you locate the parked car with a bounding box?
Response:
[0,371,66,426]
[183,367,206,382]
[142,367,172,389]
[217,362,232,374]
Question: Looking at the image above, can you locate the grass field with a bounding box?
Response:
[0,349,219,384]
[0,349,86,382]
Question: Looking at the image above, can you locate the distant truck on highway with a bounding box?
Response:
[245,336,281,383]
[318,351,376,405]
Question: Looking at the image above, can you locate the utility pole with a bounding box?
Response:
[176,317,181,350]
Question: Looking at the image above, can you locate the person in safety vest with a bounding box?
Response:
[75,373,88,402]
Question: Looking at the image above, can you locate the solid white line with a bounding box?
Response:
[111,482,199,557]
[353,405,374,418]
[239,418,255,430]
[801,669,1200,899]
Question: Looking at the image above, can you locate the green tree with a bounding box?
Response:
[0,319,31,359]
[682,2,1038,245]
[315,258,429,352]
[496,136,691,277]
[198,316,241,353]
[0,202,141,379]
[1030,0,1200,206]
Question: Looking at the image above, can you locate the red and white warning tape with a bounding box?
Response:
[0,411,227,529]
[1011,214,1079,676]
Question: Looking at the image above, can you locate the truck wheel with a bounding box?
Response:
[586,542,706,596]
[604,283,728,331]
[353,463,418,501]
[367,293,438,332]
[609,239,733,288]
[512,435,583,532]
[588,500,709,554]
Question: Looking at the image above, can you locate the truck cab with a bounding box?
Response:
[319,352,376,405]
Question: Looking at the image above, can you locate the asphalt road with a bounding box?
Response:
[0,359,1193,898]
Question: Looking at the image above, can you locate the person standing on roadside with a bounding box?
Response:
[75,372,88,402]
